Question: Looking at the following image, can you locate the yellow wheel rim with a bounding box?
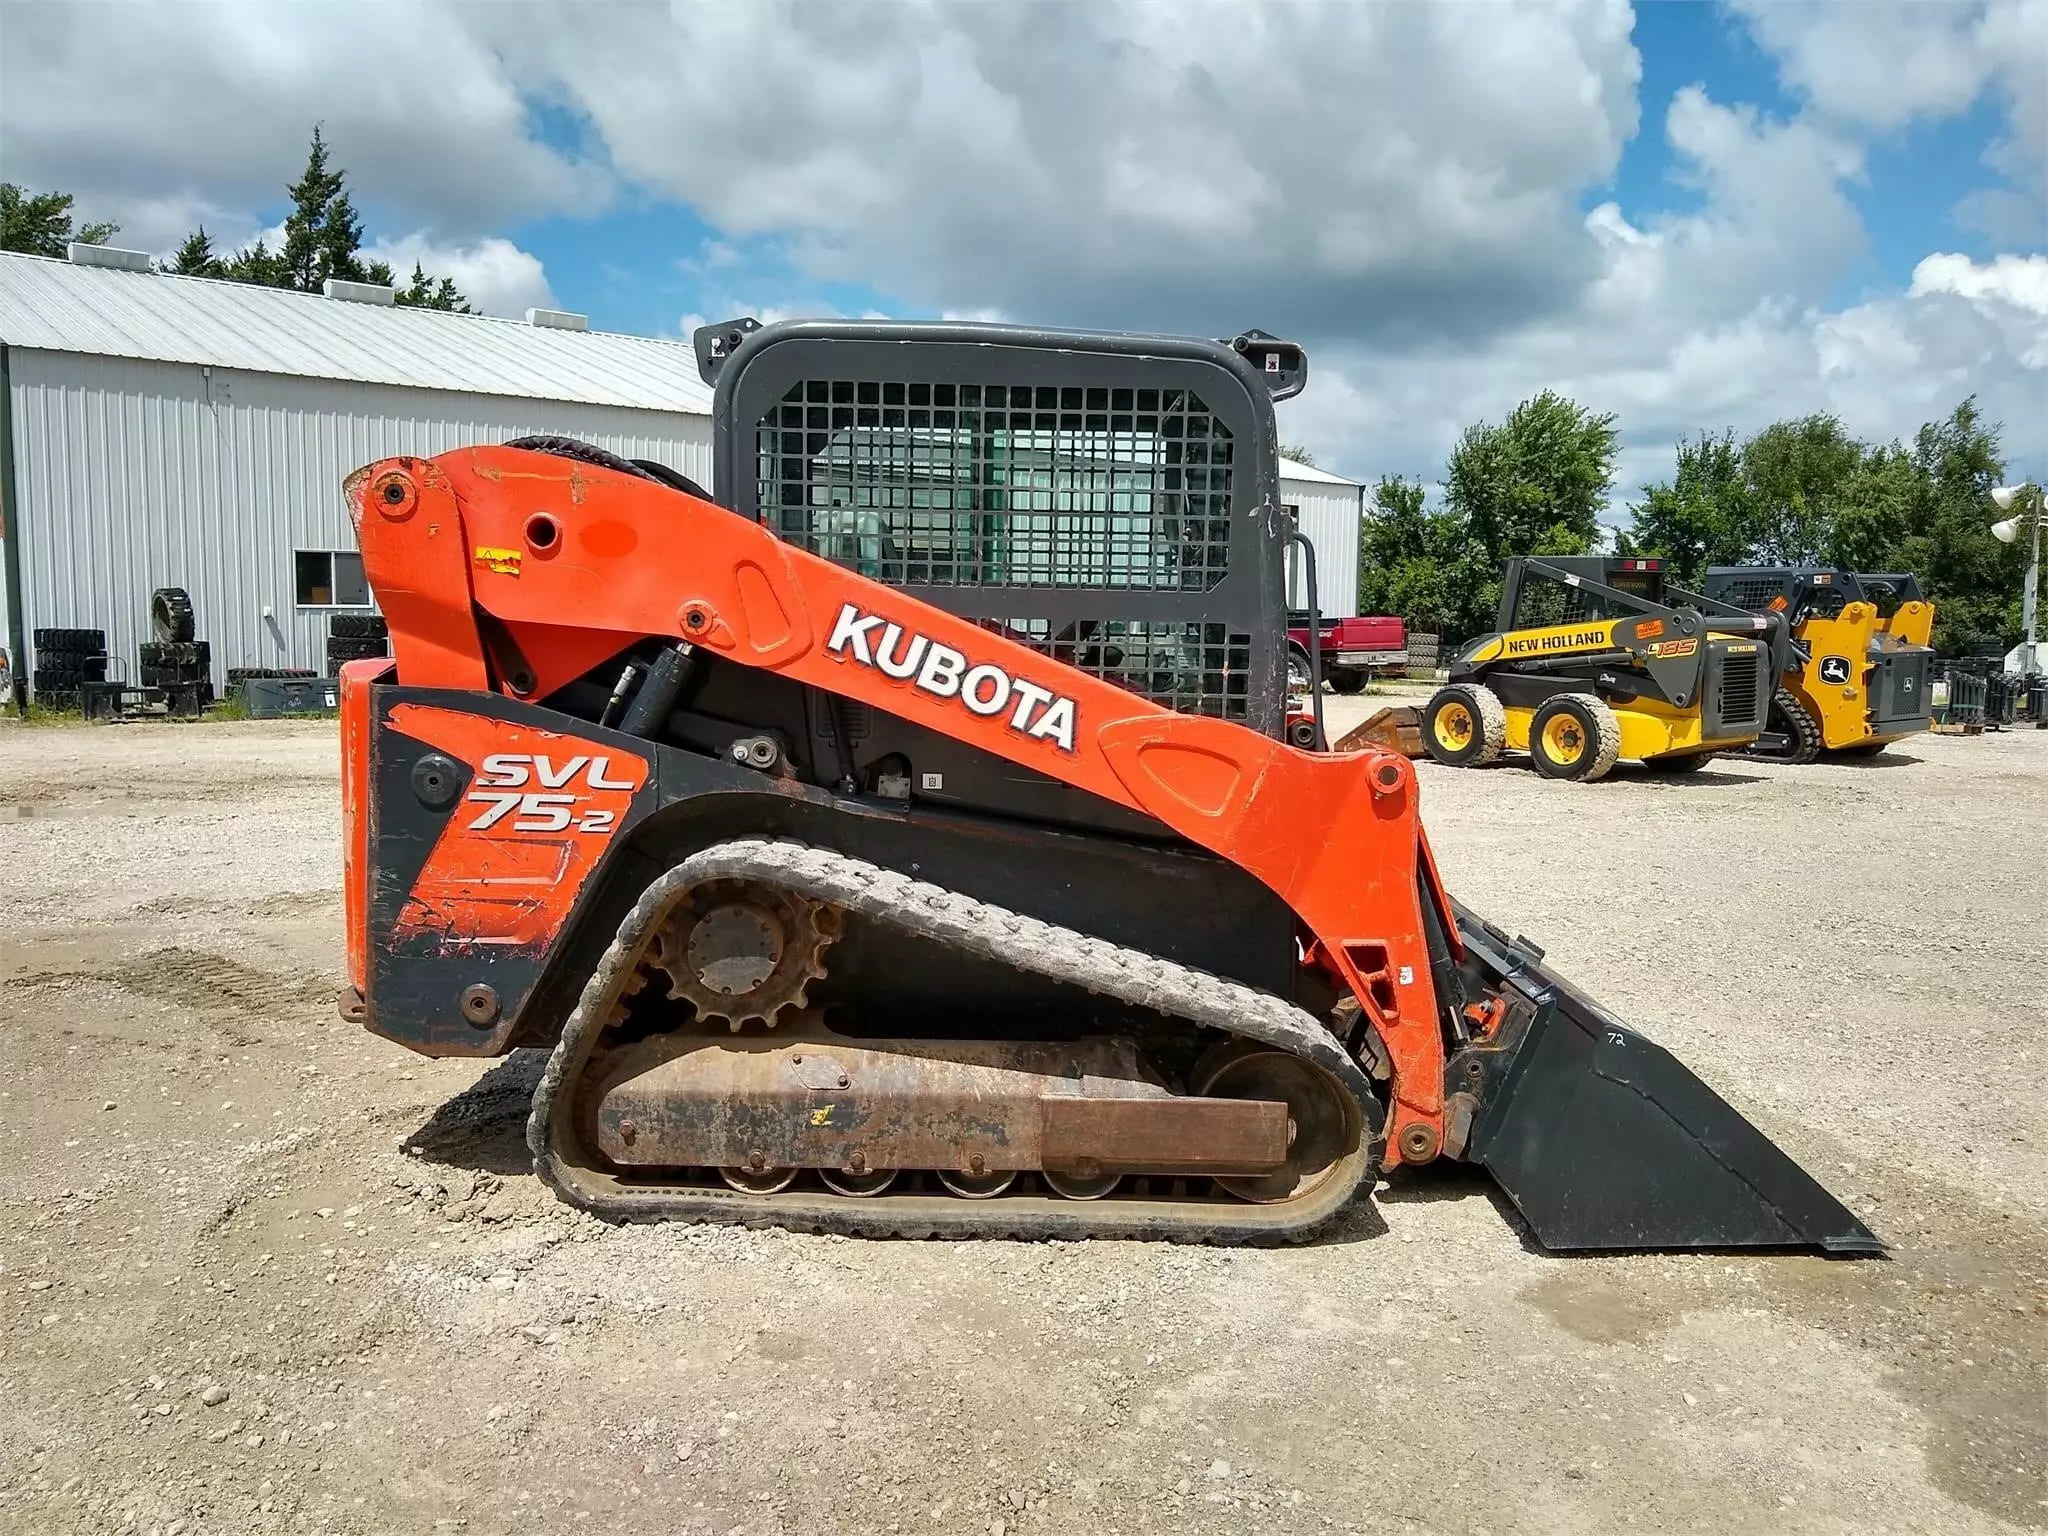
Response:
[1541,713,1586,764]
[1433,701,1475,752]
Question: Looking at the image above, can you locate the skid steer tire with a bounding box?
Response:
[1421,684,1506,767]
[150,588,196,644]
[1752,688,1822,764]
[1528,693,1621,782]
[1323,666,1368,695]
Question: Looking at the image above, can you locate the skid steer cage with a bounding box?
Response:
[1451,908,1884,1254]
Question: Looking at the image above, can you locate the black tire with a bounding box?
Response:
[328,613,388,640]
[1323,666,1368,695]
[1285,644,1314,695]
[505,435,657,482]
[149,640,209,667]
[150,588,196,644]
[1528,693,1622,782]
[630,458,714,501]
[33,627,105,654]
[326,639,389,671]
[1751,688,1821,764]
[1421,684,1507,767]
[1646,750,1717,773]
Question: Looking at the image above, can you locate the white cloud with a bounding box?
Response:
[1279,90,2047,508]
[0,0,607,251]
[484,0,1643,339]
[1729,0,2046,215]
[6,0,2039,501]
[1909,252,2048,316]
[361,235,556,318]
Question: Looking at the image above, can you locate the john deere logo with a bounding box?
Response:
[1818,656,1853,685]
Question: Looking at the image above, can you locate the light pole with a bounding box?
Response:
[1991,483,2042,676]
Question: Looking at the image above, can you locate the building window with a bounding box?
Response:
[295,550,370,608]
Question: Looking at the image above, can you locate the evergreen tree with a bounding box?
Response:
[0,184,118,257]
[175,127,468,310]
[166,227,225,278]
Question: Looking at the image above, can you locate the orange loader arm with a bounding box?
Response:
[348,445,1456,1163]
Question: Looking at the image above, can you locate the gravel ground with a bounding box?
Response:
[1,709,2043,1536]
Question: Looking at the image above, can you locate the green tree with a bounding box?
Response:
[181,128,469,310]
[0,183,118,257]
[166,227,225,278]
[1439,390,1618,638]
[1354,475,1489,636]
[1624,397,2026,656]
[275,126,368,292]
[1740,414,1865,563]
[1618,431,1762,587]
[1884,399,2021,654]
[392,260,471,312]
[1277,443,1318,467]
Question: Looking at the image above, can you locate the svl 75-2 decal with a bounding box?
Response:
[466,754,638,834]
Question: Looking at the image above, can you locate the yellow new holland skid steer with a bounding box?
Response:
[1423,556,1785,781]
[1701,567,1935,761]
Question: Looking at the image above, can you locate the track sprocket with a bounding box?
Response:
[646,879,839,1029]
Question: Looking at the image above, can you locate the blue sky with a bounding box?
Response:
[8,0,2044,490]
[476,1,2042,347]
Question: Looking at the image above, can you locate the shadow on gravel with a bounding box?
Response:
[1379,1163,1542,1251]
[1613,765,1770,787]
[406,1050,545,1176]
[1825,750,1923,768]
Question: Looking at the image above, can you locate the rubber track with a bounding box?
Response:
[528,838,1384,1244]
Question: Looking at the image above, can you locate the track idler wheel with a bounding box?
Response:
[1191,1049,1353,1204]
[820,1167,899,1197]
[649,880,839,1029]
[720,1163,798,1193]
[937,1168,1017,1199]
[1042,1169,1121,1200]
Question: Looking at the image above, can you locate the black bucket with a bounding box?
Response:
[1446,906,1883,1254]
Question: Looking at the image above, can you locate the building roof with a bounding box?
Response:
[1277,456,1361,487]
[0,251,712,416]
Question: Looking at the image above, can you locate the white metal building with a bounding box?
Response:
[1,246,1360,701]
[1277,456,1365,618]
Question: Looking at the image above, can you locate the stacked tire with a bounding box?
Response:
[31,628,108,709]
[142,588,213,711]
[139,639,214,704]
[326,613,389,674]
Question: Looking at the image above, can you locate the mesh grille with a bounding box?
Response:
[1717,651,1762,729]
[989,618,1252,718]
[756,381,1233,590]
[1712,576,1786,614]
[1511,568,1660,630]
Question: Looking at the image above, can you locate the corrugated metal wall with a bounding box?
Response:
[1280,478,1361,617]
[6,349,711,693]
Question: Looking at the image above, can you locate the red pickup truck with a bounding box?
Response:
[1286,612,1408,694]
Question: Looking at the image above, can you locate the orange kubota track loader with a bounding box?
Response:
[337,319,1878,1251]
